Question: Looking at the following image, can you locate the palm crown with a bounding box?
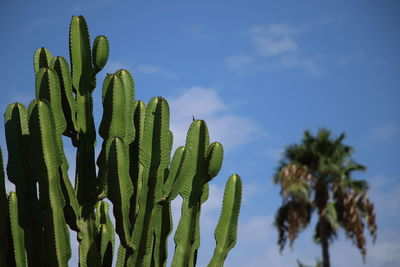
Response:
[273,129,377,267]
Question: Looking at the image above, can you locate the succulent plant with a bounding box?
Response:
[0,16,242,267]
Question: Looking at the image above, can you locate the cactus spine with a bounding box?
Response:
[0,16,243,267]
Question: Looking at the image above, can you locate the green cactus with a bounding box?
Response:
[95,201,115,267]
[1,15,243,266]
[208,174,242,267]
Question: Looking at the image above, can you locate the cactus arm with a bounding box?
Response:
[116,69,135,144]
[28,100,71,266]
[35,66,80,231]
[69,16,100,266]
[35,68,67,136]
[69,15,93,94]
[4,103,44,265]
[129,97,170,265]
[181,120,210,199]
[69,15,97,207]
[106,137,133,247]
[97,72,133,198]
[92,35,109,74]
[116,245,129,267]
[33,47,53,75]
[172,198,198,267]
[97,144,108,199]
[8,192,28,266]
[163,146,191,201]
[96,224,114,267]
[0,148,9,265]
[77,213,101,267]
[172,120,210,267]
[50,56,78,139]
[99,74,126,140]
[205,142,224,182]
[129,100,146,220]
[114,101,146,265]
[97,74,125,198]
[59,157,80,232]
[95,201,115,267]
[152,201,172,267]
[5,103,33,193]
[153,145,190,266]
[75,96,97,206]
[139,97,170,171]
[208,174,242,266]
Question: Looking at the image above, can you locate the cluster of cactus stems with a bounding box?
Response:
[0,16,242,267]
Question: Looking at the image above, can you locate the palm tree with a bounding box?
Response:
[273,129,377,267]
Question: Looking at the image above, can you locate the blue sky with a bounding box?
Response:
[1,1,399,266]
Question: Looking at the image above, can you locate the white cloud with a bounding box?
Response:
[169,87,226,117]
[136,64,177,79]
[278,55,323,77]
[168,87,261,150]
[226,23,322,76]
[250,24,300,57]
[255,37,298,56]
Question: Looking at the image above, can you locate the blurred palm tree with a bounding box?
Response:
[273,129,377,267]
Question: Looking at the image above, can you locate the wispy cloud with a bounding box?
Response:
[168,87,261,150]
[136,64,177,79]
[370,125,398,141]
[226,23,323,77]
[250,24,302,56]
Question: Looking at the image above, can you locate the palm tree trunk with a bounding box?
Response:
[319,217,330,267]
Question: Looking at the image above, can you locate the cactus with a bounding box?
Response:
[0,15,243,266]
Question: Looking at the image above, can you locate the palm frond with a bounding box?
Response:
[274,200,312,251]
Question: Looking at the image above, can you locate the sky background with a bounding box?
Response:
[1,1,399,266]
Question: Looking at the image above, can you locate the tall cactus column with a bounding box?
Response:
[172,120,224,267]
[69,16,109,266]
[5,103,45,266]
